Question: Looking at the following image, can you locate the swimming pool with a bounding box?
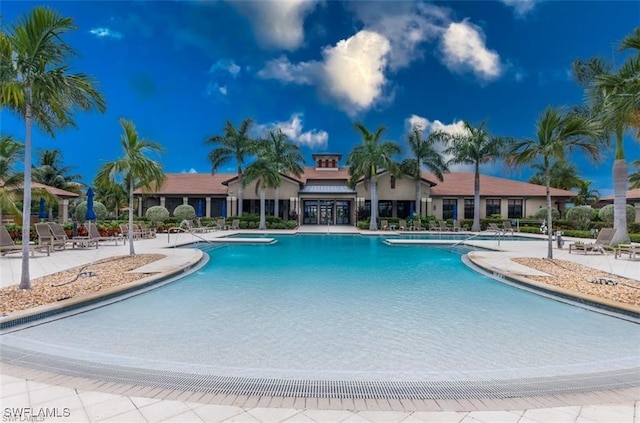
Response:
[2,235,638,387]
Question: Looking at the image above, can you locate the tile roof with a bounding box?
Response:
[600,188,640,202]
[300,166,350,182]
[28,182,80,198]
[425,172,576,198]
[136,173,232,195]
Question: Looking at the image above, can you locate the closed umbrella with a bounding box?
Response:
[221,200,227,218]
[38,197,47,220]
[197,199,203,218]
[85,187,96,222]
[409,202,414,219]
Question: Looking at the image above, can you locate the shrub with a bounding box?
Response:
[74,201,108,222]
[534,207,560,220]
[145,206,170,224]
[566,206,596,230]
[598,204,636,224]
[173,204,196,221]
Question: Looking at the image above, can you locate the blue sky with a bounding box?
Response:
[2,0,639,195]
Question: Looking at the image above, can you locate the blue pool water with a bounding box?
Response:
[2,235,638,381]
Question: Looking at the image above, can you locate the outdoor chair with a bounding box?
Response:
[87,223,124,246]
[502,220,515,235]
[614,243,640,260]
[452,220,462,232]
[398,219,407,231]
[412,220,425,231]
[1,225,49,257]
[427,221,438,231]
[119,224,142,240]
[216,218,228,230]
[381,220,389,230]
[231,219,240,230]
[569,228,617,255]
[138,221,156,238]
[49,222,97,249]
[438,221,451,231]
[35,222,67,250]
[194,219,214,233]
[487,223,504,235]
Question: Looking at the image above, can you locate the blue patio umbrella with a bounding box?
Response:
[196,199,203,218]
[408,202,414,218]
[38,197,47,220]
[85,187,96,222]
[453,203,458,220]
[221,200,227,218]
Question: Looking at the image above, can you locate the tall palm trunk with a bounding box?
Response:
[472,163,480,232]
[414,179,421,217]
[545,166,554,259]
[611,129,630,244]
[274,186,280,219]
[237,167,244,217]
[259,185,266,230]
[369,179,378,231]
[19,100,33,289]
[128,177,135,255]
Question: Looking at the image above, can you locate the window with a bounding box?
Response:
[378,200,393,217]
[331,159,336,168]
[464,199,474,219]
[485,199,501,217]
[442,199,456,220]
[390,176,396,189]
[508,199,523,219]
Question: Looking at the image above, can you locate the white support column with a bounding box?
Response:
[183,197,188,205]
[138,197,143,217]
[60,199,69,223]
[423,198,430,218]
[205,197,211,218]
[160,197,166,208]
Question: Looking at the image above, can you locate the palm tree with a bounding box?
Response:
[33,149,83,194]
[0,135,24,224]
[205,119,255,217]
[442,121,505,232]
[401,126,449,218]
[93,179,128,218]
[347,123,401,231]
[0,7,106,289]
[572,29,639,244]
[263,128,304,219]
[528,161,582,190]
[572,180,600,206]
[629,159,640,189]
[507,107,601,259]
[95,119,164,255]
[243,145,280,230]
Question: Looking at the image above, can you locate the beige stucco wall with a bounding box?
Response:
[429,196,562,220]
[356,174,431,200]
[226,177,299,200]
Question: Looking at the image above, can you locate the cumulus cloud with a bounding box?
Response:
[258,30,391,116]
[231,0,319,50]
[499,0,540,16]
[321,31,391,115]
[439,20,502,81]
[89,27,123,40]
[257,113,328,149]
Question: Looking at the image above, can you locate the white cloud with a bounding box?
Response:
[218,86,227,96]
[257,56,316,84]
[440,20,502,81]
[89,27,123,40]
[321,30,391,115]
[209,59,241,77]
[257,113,328,149]
[258,30,391,116]
[500,0,540,16]
[231,0,319,50]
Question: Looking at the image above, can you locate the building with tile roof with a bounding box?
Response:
[599,188,640,223]
[135,154,576,225]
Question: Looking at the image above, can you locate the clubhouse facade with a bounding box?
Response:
[135,154,578,225]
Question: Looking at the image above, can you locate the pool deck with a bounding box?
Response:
[1,226,639,422]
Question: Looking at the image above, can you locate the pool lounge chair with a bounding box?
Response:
[87,223,124,246]
[412,220,425,231]
[487,223,504,235]
[49,222,98,249]
[502,220,515,235]
[569,228,617,255]
[381,220,389,230]
[216,218,228,230]
[1,225,49,257]
[35,222,68,250]
[398,219,407,230]
[427,221,438,231]
[614,243,640,260]
[438,221,451,231]
[231,219,241,230]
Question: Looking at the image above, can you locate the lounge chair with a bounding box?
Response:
[428,221,438,231]
[452,220,461,232]
[194,219,214,233]
[216,218,228,230]
[381,220,389,230]
[87,223,124,246]
[231,219,240,230]
[138,221,156,238]
[119,224,142,240]
[35,222,68,250]
[487,223,504,235]
[569,228,617,255]
[398,219,407,231]
[1,225,49,257]
[614,243,640,260]
[412,220,425,231]
[502,220,515,235]
[438,221,451,231]
[49,221,97,249]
